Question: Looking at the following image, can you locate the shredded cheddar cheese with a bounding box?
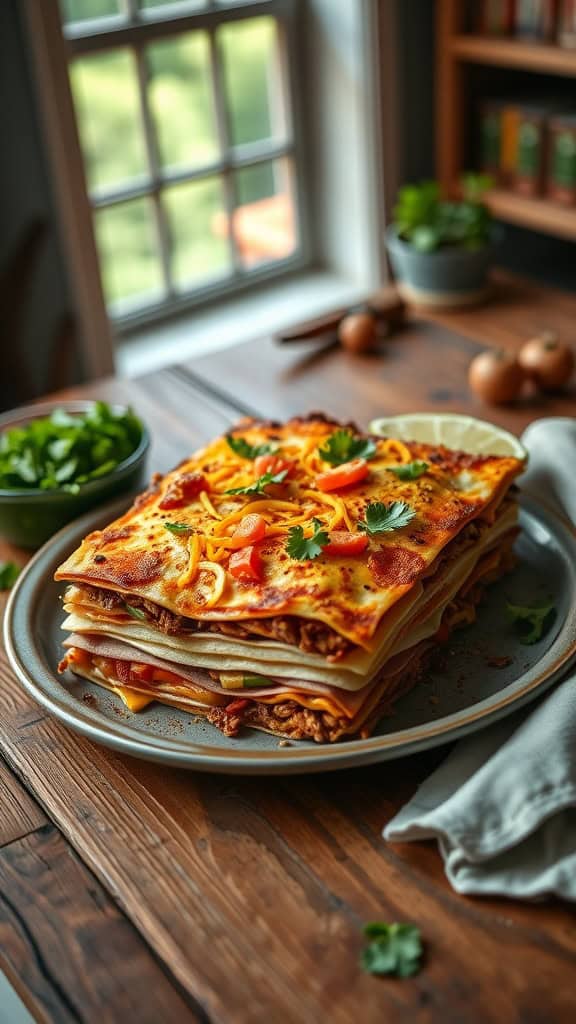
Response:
[177,534,202,588]
[199,490,222,519]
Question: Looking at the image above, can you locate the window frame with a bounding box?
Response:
[37,0,310,332]
[24,0,392,375]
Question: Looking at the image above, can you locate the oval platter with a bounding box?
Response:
[4,495,576,775]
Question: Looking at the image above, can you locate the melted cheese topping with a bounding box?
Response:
[55,415,524,647]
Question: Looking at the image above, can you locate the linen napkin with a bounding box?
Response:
[384,417,576,901]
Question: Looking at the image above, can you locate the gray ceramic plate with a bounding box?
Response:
[4,496,576,775]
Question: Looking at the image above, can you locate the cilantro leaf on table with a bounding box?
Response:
[360,922,423,978]
[506,600,556,645]
[318,430,377,466]
[226,469,288,496]
[286,518,329,560]
[0,562,20,591]
[358,501,416,535]
[0,402,143,493]
[163,522,192,534]
[387,460,429,481]
[226,436,276,460]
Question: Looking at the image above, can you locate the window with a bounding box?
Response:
[59,0,304,325]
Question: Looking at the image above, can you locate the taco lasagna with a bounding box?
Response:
[55,413,524,743]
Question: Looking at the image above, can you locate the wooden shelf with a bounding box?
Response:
[484,189,576,240]
[452,34,576,77]
[437,3,576,241]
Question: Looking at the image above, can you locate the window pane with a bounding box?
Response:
[233,159,296,268]
[139,0,206,10]
[219,17,287,148]
[95,199,164,310]
[146,33,218,173]
[70,51,149,193]
[60,0,120,24]
[162,178,231,290]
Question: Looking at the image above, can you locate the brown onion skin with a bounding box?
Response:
[468,350,525,405]
[338,313,377,354]
[518,334,574,391]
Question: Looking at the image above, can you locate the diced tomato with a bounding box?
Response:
[254,454,294,478]
[130,662,154,683]
[323,532,369,556]
[231,513,267,547]
[228,544,263,582]
[315,458,369,492]
[159,472,207,510]
[115,659,132,684]
[225,698,251,716]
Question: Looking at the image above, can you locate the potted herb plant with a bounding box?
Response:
[385,174,498,308]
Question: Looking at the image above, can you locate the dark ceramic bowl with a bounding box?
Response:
[0,400,150,548]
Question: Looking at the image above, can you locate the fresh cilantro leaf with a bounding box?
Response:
[54,457,79,483]
[506,600,556,645]
[358,501,416,534]
[0,402,143,493]
[360,922,423,978]
[286,517,329,560]
[163,522,191,534]
[0,562,20,590]
[226,469,288,496]
[226,435,275,460]
[318,429,377,466]
[124,603,147,621]
[387,460,429,481]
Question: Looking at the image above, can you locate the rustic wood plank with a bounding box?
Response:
[0,824,202,1024]
[1,689,576,1024]
[0,758,47,848]
[179,312,576,435]
[426,269,576,354]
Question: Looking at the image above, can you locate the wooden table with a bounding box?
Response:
[1,272,576,1024]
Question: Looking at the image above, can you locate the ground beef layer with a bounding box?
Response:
[68,511,507,661]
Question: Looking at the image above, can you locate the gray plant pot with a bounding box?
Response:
[385,226,499,308]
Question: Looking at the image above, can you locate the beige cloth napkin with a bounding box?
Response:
[384,418,576,900]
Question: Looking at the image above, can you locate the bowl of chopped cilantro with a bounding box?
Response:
[0,400,149,547]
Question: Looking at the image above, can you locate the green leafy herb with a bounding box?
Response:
[318,429,377,466]
[163,522,191,534]
[0,401,143,494]
[226,436,275,460]
[226,469,288,496]
[506,600,557,645]
[360,923,423,978]
[0,562,20,590]
[387,460,429,481]
[286,518,329,561]
[393,174,493,252]
[125,604,147,621]
[358,501,415,535]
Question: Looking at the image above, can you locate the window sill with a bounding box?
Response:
[115,270,369,378]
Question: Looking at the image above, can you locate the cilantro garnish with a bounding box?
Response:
[226,469,288,496]
[226,436,275,460]
[124,604,147,621]
[286,518,329,560]
[163,522,191,534]
[358,501,415,535]
[506,600,556,645]
[0,401,142,493]
[0,562,20,591]
[360,922,423,978]
[387,460,429,481]
[318,429,376,466]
